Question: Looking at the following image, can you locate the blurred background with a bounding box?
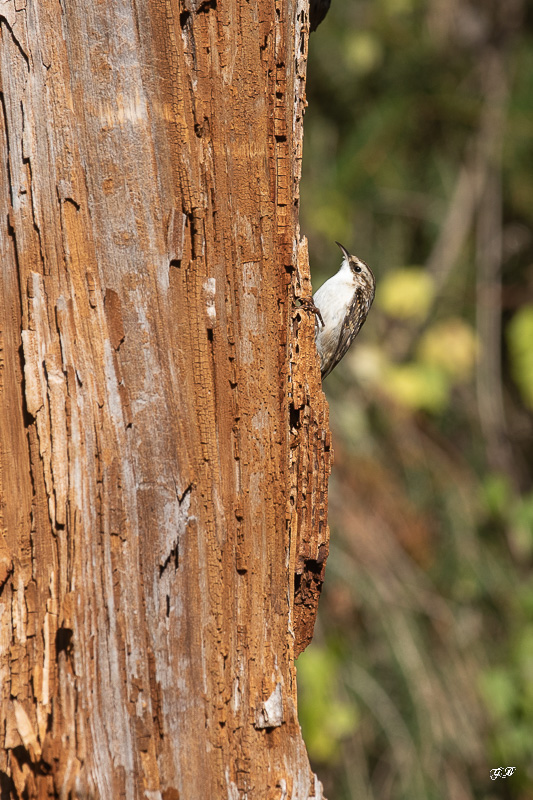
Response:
[297,0,533,798]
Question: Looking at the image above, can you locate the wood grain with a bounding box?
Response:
[0,0,330,795]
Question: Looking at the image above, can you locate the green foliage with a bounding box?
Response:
[297,647,359,763]
[377,268,435,320]
[384,361,449,411]
[509,492,533,561]
[507,305,533,411]
[480,473,513,519]
[299,0,533,798]
[479,668,518,723]
[417,318,477,381]
[480,623,533,767]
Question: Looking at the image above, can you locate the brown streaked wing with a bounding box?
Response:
[321,288,368,379]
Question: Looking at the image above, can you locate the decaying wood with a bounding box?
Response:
[289,239,332,658]
[0,0,330,796]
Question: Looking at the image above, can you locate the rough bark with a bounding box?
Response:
[289,240,331,658]
[0,0,330,797]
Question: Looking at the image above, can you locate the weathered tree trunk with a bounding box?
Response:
[0,0,330,797]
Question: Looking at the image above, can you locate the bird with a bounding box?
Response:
[309,0,331,32]
[312,241,376,379]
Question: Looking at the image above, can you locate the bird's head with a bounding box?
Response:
[335,241,375,293]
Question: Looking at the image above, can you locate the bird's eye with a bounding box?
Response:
[354,265,361,273]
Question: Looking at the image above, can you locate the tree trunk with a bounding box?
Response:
[0,0,330,797]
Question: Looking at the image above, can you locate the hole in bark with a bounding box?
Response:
[294,558,326,597]
[64,196,80,211]
[160,543,179,576]
[177,483,193,504]
[308,557,325,574]
[180,10,190,26]
[169,259,182,269]
[289,404,299,430]
[0,771,16,794]
[12,746,31,769]
[166,595,171,617]
[11,745,50,774]
[18,344,35,427]
[56,626,73,658]
[197,0,216,12]
[207,328,213,342]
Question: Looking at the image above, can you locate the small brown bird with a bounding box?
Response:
[313,242,375,379]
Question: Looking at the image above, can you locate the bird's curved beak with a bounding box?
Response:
[335,241,350,260]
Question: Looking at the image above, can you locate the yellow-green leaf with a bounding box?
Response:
[417,318,478,381]
[377,268,435,321]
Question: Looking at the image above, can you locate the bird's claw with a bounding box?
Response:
[298,296,325,328]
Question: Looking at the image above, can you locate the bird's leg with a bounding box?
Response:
[298,296,325,328]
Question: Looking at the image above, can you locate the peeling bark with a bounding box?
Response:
[0,0,330,796]
[289,244,332,658]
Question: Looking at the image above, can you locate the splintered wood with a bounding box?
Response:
[288,238,332,658]
[0,0,329,797]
